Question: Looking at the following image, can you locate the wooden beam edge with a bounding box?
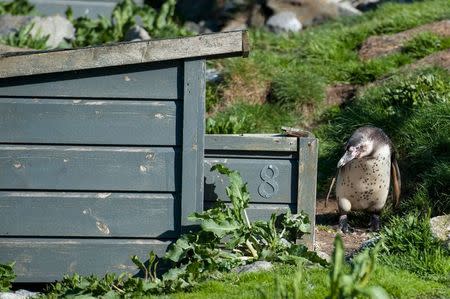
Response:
[0,31,249,78]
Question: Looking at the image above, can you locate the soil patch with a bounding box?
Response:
[325,83,358,106]
[359,20,450,60]
[315,199,371,257]
[404,48,450,72]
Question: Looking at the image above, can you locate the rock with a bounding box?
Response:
[334,1,363,16]
[0,290,38,299]
[206,68,222,83]
[221,13,248,32]
[29,15,75,48]
[0,14,33,36]
[234,261,273,274]
[0,14,75,49]
[184,21,213,35]
[430,215,450,247]
[266,0,335,27]
[266,11,302,33]
[124,25,150,41]
[248,4,266,28]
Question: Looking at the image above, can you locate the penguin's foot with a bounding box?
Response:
[370,213,381,232]
[339,214,354,234]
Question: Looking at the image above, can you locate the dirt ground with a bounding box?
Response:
[314,198,372,257]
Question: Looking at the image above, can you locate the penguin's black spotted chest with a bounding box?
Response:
[336,145,391,212]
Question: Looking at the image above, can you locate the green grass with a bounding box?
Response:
[208,0,450,116]
[380,213,450,282]
[315,67,450,214]
[151,263,449,299]
[206,102,297,134]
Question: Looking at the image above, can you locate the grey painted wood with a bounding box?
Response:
[0,238,170,282]
[0,31,249,78]
[297,138,318,249]
[180,60,205,229]
[0,62,181,99]
[203,134,317,248]
[205,135,298,152]
[0,98,179,145]
[0,192,176,238]
[204,158,297,204]
[0,145,178,191]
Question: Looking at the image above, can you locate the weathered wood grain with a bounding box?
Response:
[180,60,205,229]
[0,145,178,191]
[0,238,171,282]
[205,134,297,152]
[0,98,180,145]
[204,157,297,204]
[0,62,180,99]
[0,31,249,78]
[297,138,318,249]
[0,192,176,237]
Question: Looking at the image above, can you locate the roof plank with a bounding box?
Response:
[0,31,248,78]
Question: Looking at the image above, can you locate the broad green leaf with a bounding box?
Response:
[201,219,241,238]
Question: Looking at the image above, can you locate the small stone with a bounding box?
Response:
[0,14,33,36]
[266,11,302,34]
[29,15,75,48]
[206,68,222,83]
[184,21,212,35]
[124,25,151,42]
[0,290,38,299]
[430,215,450,248]
[234,261,273,274]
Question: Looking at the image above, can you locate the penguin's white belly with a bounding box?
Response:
[336,151,391,212]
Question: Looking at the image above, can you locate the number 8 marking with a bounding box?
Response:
[258,164,279,199]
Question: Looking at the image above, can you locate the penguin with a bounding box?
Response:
[336,126,401,233]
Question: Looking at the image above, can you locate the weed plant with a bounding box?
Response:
[0,262,15,292]
[41,165,323,298]
[0,0,35,15]
[0,22,49,50]
[66,0,190,48]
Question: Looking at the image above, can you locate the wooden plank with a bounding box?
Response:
[0,62,180,99]
[0,145,178,191]
[0,31,249,78]
[205,134,298,152]
[0,192,176,238]
[0,98,179,145]
[0,238,170,282]
[204,158,297,204]
[297,138,318,249]
[180,60,205,230]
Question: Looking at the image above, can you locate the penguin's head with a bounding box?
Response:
[337,138,373,168]
[337,126,388,168]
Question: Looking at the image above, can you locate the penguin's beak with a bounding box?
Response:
[337,150,358,168]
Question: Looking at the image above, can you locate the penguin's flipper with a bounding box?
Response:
[391,156,401,208]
